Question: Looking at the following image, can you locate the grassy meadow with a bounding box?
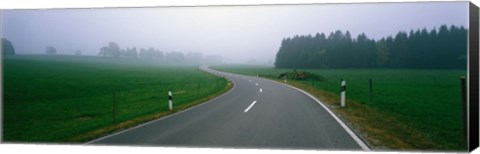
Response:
[212,64,467,151]
[2,55,230,143]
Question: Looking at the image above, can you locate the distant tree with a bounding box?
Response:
[375,39,390,66]
[139,48,147,58]
[138,47,163,58]
[75,50,82,56]
[147,48,156,57]
[165,51,185,62]
[98,42,121,57]
[46,46,57,54]
[99,46,109,57]
[120,48,126,57]
[108,42,121,57]
[130,47,138,58]
[2,38,15,56]
[125,47,138,58]
[155,50,164,59]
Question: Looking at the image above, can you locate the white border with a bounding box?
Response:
[1,1,478,154]
[0,0,470,9]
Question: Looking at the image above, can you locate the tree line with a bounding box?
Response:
[0,39,223,64]
[274,25,467,69]
[98,42,223,64]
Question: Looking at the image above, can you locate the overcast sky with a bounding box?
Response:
[1,2,469,63]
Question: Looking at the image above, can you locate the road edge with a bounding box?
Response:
[276,81,371,151]
[84,67,236,145]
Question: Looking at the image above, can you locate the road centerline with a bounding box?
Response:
[244,100,257,113]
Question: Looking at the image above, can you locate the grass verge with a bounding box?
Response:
[2,55,232,143]
[69,80,233,143]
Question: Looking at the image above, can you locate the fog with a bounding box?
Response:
[1,2,468,64]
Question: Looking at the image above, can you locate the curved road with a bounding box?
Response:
[88,66,369,150]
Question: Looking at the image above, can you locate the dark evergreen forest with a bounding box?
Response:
[274,25,467,69]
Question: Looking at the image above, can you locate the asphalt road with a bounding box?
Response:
[88,66,369,150]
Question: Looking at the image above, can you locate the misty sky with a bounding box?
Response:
[1,2,469,63]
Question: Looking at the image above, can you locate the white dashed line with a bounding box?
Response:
[244,100,257,113]
[260,88,262,93]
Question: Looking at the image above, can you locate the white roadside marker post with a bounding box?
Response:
[168,91,173,110]
[340,79,346,107]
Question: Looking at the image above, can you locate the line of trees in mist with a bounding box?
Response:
[1,38,223,65]
[275,25,467,69]
[98,42,223,64]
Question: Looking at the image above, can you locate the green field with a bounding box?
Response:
[3,55,229,143]
[212,64,467,150]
